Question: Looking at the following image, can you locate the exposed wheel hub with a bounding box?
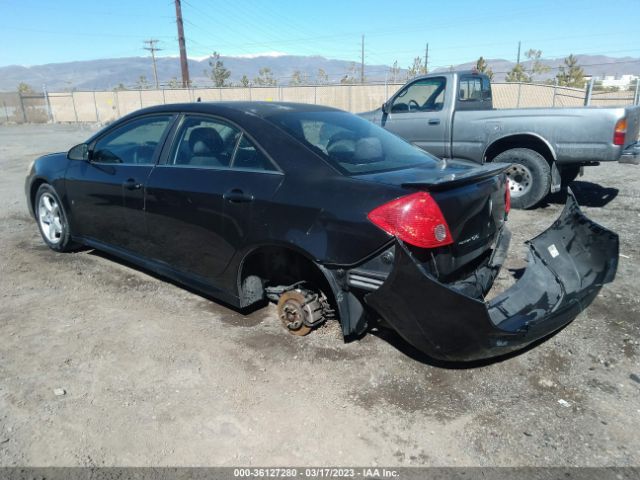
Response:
[276,288,332,336]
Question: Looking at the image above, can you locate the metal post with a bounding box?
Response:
[92,91,100,122]
[3,101,9,123]
[114,91,121,118]
[552,78,557,108]
[314,85,317,105]
[42,84,53,122]
[248,85,252,101]
[162,89,166,104]
[634,79,640,105]
[70,92,79,122]
[584,77,594,106]
[18,93,27,123]
[516,83,522,108]
[138,89,143,108]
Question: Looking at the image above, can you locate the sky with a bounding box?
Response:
[0,0,639,69]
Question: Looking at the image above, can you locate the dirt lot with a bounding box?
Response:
[0,124,638,467]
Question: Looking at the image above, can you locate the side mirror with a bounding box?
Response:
[382,101,391,115]
[68,143,89,161]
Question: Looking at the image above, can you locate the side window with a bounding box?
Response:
[92,115,172,164]
[459,76,483,101]
[232,134,277,172]
[391,77,446,113]
[171,116,242,168]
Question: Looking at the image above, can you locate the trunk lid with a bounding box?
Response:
[358,160,510,277]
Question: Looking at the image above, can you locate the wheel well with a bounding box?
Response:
[29,179,47,216]
[485,134,555,164]
[238,246,337,310]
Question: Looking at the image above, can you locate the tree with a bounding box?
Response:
[167,77,181,89]
[316,68,329,85]
[555,54,586,88]
[505,63,531,83]
[407,56,426,79]
[253,67,277,86]
[114,83,128,91]
[135,76,150,89]
[340,62,359,84]
[475,56,494,80]
[239,75,250,87]
[17,82,34,94]
[524,49,550,82]
[389,60,401,83]
[206,51,231,87]
[289,70,309,86]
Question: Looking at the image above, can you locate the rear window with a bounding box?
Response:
[264,110,440,175]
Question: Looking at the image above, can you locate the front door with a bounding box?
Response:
[64,114,175,252]
[381,76,449,158]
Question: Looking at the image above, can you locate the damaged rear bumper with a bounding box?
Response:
[365,190,619,362]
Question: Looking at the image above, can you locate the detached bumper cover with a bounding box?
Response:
[365,190,619,362]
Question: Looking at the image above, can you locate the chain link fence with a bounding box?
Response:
[1,81,638,125]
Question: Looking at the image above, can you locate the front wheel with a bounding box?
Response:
[494,148,551,209]
[35,184,77,252]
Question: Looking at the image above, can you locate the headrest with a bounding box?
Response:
[189,127,223,155]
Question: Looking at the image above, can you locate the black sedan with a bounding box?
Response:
[25,102,618,361]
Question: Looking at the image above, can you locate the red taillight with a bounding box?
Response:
[505,180,511,215]
[614,118,627,146]
[367,192,453,249]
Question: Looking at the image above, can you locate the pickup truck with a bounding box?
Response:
[360,70,640,208]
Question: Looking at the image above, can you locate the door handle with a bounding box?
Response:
[124,178,142,190]
[428,118,440,125]
[223,188,254,203]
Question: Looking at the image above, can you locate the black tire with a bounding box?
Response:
[494,148,551,209]
[559,165,581,185]
[34,184,78,252]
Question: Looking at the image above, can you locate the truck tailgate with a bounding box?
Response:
[624,105,640,146]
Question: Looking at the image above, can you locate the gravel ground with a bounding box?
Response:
[0,124,638,467]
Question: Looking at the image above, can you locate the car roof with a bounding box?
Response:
[129,101,345,119]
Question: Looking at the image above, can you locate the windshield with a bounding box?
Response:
[264,110,440,175]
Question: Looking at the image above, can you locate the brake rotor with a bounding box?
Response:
[277,290,313,336]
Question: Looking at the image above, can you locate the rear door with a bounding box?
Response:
[381,76,450,158]
[64,114,175,252]
[144,114,284,285]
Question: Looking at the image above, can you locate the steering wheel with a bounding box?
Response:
[408,99,420,112]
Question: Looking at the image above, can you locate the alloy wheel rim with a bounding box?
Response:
[38,193,64,244]
[505,163,533,198]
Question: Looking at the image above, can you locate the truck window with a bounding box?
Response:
[456,74,492,110]
[459,76,483,101]
[390,77,446,113]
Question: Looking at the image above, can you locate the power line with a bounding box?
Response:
[143,39,162,89]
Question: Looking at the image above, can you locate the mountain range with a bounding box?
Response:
[1,53,639,92]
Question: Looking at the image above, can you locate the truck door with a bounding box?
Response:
[381,76,449,158]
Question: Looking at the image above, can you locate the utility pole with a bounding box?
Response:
[424,43,429,73]
[360,34,365,84]
[516,40,521,65]
[143,39,162,89]
[174,0,190,87]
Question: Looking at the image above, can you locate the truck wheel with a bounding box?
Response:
[494,148,550,209]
